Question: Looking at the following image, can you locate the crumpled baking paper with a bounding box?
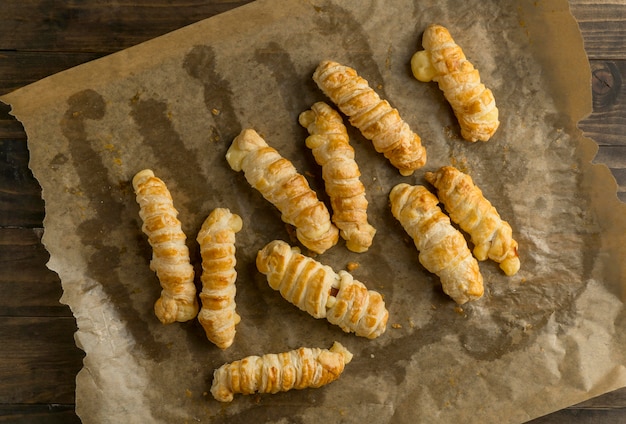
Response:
[3,0,626,422]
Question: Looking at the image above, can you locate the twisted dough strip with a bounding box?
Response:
[299,102,376,253]
[411,24,499,142]
[196,208,242,349]
[425,166,520,276]
[256,240,388,339]
[132,169,198,323]
[211,341,352,402]
[313,60,427,176]
[389,183,484,304]
[226,128,338,254]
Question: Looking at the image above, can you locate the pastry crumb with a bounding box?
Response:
[346,261,359,272]
[392,323,402,329]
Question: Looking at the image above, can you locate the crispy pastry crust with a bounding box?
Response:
[425,166,520,276]
[412,24,499,142]
[256,240,388,339]
[389,183,484,304]
[313,60,426,176]
[210,341,352,402]
[226,128,338,254]
[132,169,199,324]
[196,208,242,349]
[299,102,376,253]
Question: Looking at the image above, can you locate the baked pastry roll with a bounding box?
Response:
[299,101,376,253]
[132,169,199,323]
[210,341,352,402]
[256,240,388,339]
[226,128,338,254]
[196,208,242,349]
[411,24,499,142]
[389,183,484,304]
[425,166,520,276]
[313,60,427,176]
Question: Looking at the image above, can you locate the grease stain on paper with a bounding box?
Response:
[60,88,170,361]
[128,96,207,214]
[311,2,381,88]
[254,41,306,118]
[183,44,242,141]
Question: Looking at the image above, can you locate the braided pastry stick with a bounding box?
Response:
[196,208,242,349]
[425,166,520,276]
[226,128,338,254]
[211,341,353,402]
[389,183,484,304]
[313,60,427,176]
[132,169,198,323]
[411,24,499,142]
[299,102,376,253]
[256,240,388,339]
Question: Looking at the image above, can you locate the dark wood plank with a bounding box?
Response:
[578,58,626,202]
[0,228,70,317]
[0,317,83,404]
[0,404,80,424]
[0,111,25,141]
[575,387,626,408]
[570,1,626,59]
[0,139,44,228]
[529,408,626,424]
[578,60,626,147]
[0,51,104,97]
[0,0,254,53]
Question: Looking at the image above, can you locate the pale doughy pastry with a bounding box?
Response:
[210,341,352,402]
[389,183,484,304]
[226,128,338,254]
[411,24,499,142]
[299,101,376,253]
[132,169,199,324]
[196,208,242,349]
[256,239,388,339]
[425,166,520,276]
[313,60,427,176]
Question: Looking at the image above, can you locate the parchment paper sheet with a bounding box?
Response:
[3,0,626,422]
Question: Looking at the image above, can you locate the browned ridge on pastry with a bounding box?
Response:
[196,207,242,349]
[226,128,339,254]
[313,60,427,176]
[132,169,199,324]
[389,183,484,304]
[411,24,499,142]
[425,166,520,276]
[299,101,376,253]
[256,239,388,338]
[210,341,352,402]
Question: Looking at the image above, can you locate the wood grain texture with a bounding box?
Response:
[570,1,626,59]
[0,317,83,404]
[580,60,626,146]
[0,0,624,422]
[0,139,45,227]
[0,0,254,53]
[0,405,80,424]
[0,228,70,317]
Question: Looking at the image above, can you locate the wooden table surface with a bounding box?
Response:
[0,1,624,422]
